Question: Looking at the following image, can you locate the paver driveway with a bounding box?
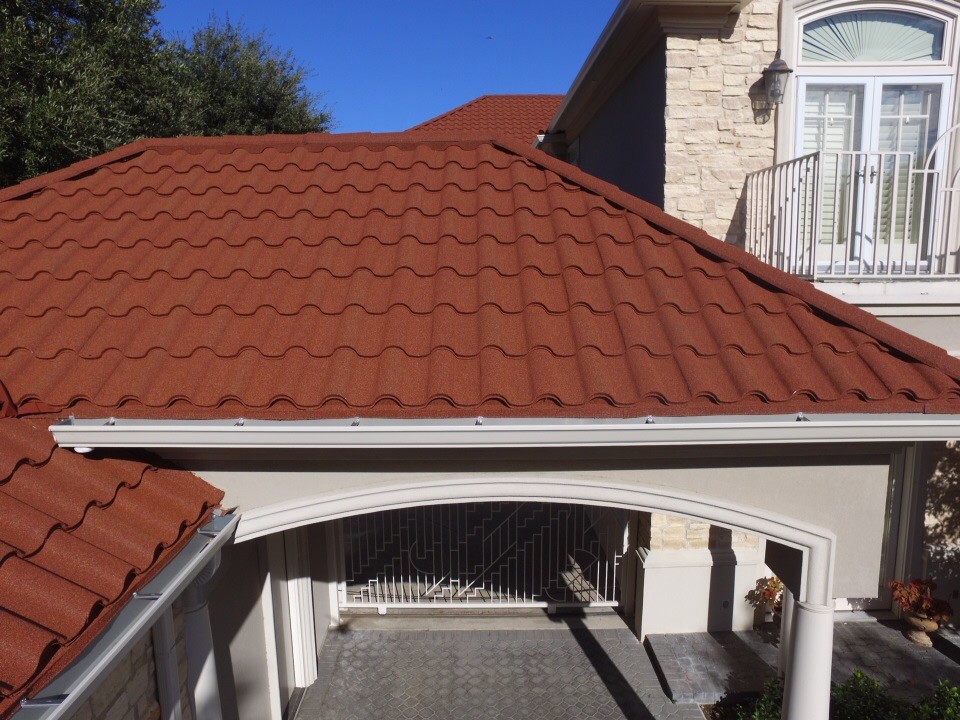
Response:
[295,614,704,720]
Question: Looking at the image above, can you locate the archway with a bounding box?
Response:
[235,476,837,719]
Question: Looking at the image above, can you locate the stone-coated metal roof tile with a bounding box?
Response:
[408,95,563,143]
[0,133,958,420]
[0,419,223,719]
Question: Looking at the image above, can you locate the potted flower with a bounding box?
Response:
[890,579,953,647]
[747,576,784,625]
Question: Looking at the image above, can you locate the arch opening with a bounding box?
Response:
[235,476,836,606]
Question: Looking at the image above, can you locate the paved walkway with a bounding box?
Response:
[647,618,960,704]
[295,614,703,720]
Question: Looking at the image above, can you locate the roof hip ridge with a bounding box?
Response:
[0,139,153,205]
[491,136,960,386]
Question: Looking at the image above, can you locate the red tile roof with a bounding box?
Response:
[1,132,959,419]
[408,95,562,143]
[0,418,222,719]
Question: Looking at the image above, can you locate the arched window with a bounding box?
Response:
[802,10,945,62]
[790,3,956,271]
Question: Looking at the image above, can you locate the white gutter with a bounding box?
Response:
[49,413,960,450]
[15,514,239,720]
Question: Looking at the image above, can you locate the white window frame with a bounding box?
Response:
[794,75,953,157]
[776,0,960,163]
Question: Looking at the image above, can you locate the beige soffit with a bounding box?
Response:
[547,0,752,140]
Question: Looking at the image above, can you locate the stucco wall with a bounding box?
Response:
[663,2,779,243]
[68,631,161,720]
[209,539,274,720]
[574,38,667,206]
[870,313,960,357]
[166,446,894,600]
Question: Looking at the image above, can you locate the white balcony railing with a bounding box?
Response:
[744,126,960,280]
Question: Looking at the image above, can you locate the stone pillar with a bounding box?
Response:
[182,555,223,720]
[634,512,764,637]
[782,600,834,720]
[662,0,780,244]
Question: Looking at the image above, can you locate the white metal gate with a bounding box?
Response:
[338,502,625,611]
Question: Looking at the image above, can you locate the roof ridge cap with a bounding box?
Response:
[408,94,565,133]
[493,137,960,386]
[478,93,564,98]
[408,95,492,131]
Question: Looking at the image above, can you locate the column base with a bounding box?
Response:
[782,600,834,720]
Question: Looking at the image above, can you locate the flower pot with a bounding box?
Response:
[903,611,939,647]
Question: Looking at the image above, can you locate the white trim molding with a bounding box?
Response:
[257,540,284,720]
[232,477,836,607]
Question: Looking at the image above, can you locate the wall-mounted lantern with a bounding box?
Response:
[762,50,793,106]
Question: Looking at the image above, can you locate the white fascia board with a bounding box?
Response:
[49,414,960,450]
[548,0,635,133]
[15,514,239,720]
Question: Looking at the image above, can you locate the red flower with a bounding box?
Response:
[890,579,954,623]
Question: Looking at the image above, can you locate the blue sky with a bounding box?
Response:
[156,1,618,133]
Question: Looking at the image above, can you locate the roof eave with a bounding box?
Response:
[548,0,751,140]
[14,514,239,720]
[49,414,960,450]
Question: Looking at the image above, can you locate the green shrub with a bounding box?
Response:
[914,680,960,720]
[734,679,782,720]
[725,672,960,720]
[830,671,910,720]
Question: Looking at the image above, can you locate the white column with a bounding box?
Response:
[285,528,318,687]
[781,600,834,720]
[777,587,795,680]
[182,556,224,720]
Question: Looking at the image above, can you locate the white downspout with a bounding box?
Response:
[151,607,184,720]
[181,555,224,720]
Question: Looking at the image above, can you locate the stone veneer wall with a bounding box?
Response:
[68,633,160,720]
[639,512,759,551]
[663,0,780,243]
[69,604,194,720]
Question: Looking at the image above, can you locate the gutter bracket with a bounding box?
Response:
[198,515,234,536]
[21,695,69,708]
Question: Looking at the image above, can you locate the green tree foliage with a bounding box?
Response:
[174,19,329,136]
[0,2,331,187]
